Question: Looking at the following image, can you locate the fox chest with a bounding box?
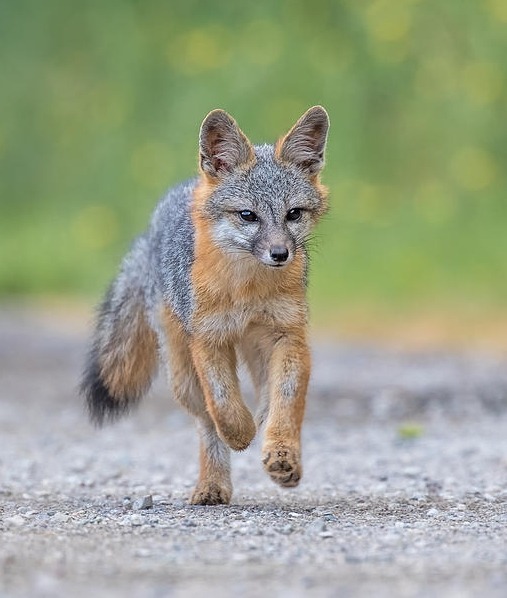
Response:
[192,295,306,341]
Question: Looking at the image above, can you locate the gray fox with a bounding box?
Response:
[81,106,329,505]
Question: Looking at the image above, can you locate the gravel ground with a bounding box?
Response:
[1,306,507,598]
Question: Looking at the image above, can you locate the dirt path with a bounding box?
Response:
[1,307,507,597]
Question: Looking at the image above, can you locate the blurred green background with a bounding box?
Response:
[1,0,506,337]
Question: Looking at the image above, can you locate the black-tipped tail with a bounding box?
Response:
[80,235,159,427]
[80,351,138,427]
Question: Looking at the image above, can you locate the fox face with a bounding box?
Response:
[197,107,329,269]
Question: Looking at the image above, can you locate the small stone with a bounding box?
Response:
[37,490,52,498]
[5,515,25,527]
[308,518,327,533]
[403,466,421,477]
[52,512,70,524]
[133,495,153,510]
[322,513,337,522]
[426,508,439,517]
[319,531,334,538]
[410,493,426,501]
[129,514,144,526]
[345,554,362,564]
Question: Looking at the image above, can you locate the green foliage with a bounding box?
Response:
[1,0,506,312]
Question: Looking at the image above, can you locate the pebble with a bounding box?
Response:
[128,515,144,526]
[308,519,327,533]
[426,508,440,517]
[403,466,421,478]
[52,512,70,524]
[133,495,153,510]
[322,513,337,522]
[5,515,25,527]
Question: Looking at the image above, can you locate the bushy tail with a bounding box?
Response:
[80,237,159,425]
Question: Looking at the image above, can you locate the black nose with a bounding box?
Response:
[270,246,289,263]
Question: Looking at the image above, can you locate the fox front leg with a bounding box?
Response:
[262,330,310,487]
[190,338,256,451]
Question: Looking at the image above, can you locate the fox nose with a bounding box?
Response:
[269,246,289,263]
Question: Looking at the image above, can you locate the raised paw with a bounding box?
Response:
[262,446,301,488]
[215,408,257,452]
[190,482,232,506]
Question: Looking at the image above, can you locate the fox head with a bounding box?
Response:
[196,106,329,269]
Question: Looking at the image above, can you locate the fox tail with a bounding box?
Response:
[80,236,159,425]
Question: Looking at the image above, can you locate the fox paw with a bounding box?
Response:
[215,409,256,452]
[262,446,301,487]
[190,482,232,506]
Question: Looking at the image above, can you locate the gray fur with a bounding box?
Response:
[149,179,196,329]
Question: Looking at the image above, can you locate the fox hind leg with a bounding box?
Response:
[191,418,232,505]
[174,368,232,505]
[162,311,232,505]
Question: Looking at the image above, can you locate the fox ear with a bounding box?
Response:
[276,106,329,176]
[199,110,255,178]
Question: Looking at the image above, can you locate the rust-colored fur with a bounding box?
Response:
[100,309,159,401]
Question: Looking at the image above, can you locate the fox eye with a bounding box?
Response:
[238,210,259,222]
[286,208,302,222]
